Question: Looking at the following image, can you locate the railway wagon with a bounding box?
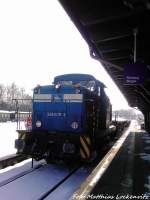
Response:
[15,74,115,162]
[0,111,11,122]
[0,111,30,122]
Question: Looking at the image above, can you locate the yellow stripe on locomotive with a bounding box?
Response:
[80,135,92,159]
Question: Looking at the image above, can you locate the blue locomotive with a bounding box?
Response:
[15,74,114,162]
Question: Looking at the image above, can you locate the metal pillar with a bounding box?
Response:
[149,112,150,132]
[133,28,138,63]
[144,112,150,132]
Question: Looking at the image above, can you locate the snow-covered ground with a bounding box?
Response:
[0,122,25,158]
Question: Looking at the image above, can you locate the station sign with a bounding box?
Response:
[124,63,146,85]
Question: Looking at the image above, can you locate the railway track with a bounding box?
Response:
[0,154,28,169]
[0,162,44,188]
[0,125,130,200]
[37,165,81,200]
[0,137,122,200]
[0,161,92,200]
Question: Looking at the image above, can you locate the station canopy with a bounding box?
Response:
[58,0,150,113]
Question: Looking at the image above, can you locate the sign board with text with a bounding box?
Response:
[124,63,146,85]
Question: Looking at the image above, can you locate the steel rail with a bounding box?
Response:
[0,163,45,188]
[0,154,28,169]
[37,165,81,200]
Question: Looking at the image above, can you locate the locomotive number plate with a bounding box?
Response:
[47,112,66,117]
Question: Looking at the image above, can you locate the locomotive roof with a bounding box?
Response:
[54,73,105,87]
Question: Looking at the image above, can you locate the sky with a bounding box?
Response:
[0,0,129,110]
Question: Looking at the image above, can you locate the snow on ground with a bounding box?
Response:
[0,122,25,158]
[0,159,45,182]
[0,163,70,200]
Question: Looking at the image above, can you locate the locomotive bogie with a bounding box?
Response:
[15,131,94,161]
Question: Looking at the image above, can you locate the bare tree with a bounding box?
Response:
[0,84,5,102]
[1,82,32,111]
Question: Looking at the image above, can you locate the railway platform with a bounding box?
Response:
[72,121,150,199]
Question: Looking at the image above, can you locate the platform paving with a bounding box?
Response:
[91,125,150,199]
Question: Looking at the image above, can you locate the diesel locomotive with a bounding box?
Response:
[15,74,115,162]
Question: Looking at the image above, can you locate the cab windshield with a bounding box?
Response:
[57,80,96,91]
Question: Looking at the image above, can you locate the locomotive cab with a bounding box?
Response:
[15,74,113,162]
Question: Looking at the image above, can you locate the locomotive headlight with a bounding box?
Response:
[36,120,42,128]
[75,89,80,94]
[71,122,78,129]
[55,84,61,89]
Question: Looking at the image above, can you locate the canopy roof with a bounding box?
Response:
[58,0,150,113]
